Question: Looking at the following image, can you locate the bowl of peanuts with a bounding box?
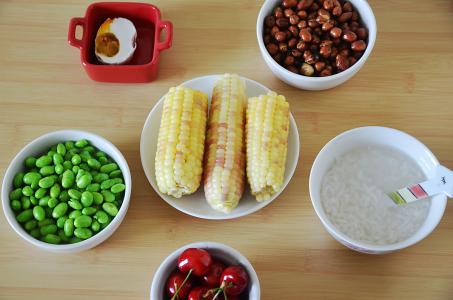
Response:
[257,0,376,90]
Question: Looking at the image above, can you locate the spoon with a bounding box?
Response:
[389,165,453,205]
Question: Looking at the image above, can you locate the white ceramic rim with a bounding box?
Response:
[1,129,132,252]
[256,0,377,82]
[140,74,300,220]
[149,241,261,300]
[309,126,448,252]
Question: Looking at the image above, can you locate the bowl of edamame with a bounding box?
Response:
[1,130,132,253]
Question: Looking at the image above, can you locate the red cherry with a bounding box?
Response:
[187,286,217,300]
[166,271,194,299]
[220,266,249,296]
[178,248,213,276]
[202,260,225,287]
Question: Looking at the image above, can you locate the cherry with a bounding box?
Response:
[178,248,213,276]
[202,260,225,287]
[187,286,218,300]
[220,266,249,296]
[166,271,194,299]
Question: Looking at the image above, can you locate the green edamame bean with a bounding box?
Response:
[74,215,92,228]
[91,220,101,232]
[63,161,72,170]
[68,189,81,200]
[33,206,46,221]
[74,227,92,239]
[16,209,33,223]
[10,188,22,200]
[96,151,106,158]
[53,153,64,165]
[40,224,57,235]
[92,192,103,205]
[47,150,56,158]
[101,221,110,229]
[81,191,93,207]
[35,188,47,199]
[86,183,100,192]
[100,179,116,190]
[36,155,52,168]
[24,172,41,190]
[30,196,38,205]
[76,174,92,189]
[111,183,125,194]
[71,154,81,165]
[21,196,31,209]
[82,207,97,216]
[83,146,95,153]
[64,218,75,236]
[100,163,118,174]
[38,196,50,206]
[68,199,82,210]
[25,157,37,168]
[11,199,21,211]
[65,141,75,149]
[30,228,40,239]
[80,151,91,162]
[38,176,56,189]
[47,197,59,209]
[57,143,66,155]
[40,166,55,176]
[50,184,61,198]
[22,186,33,197]
[87,158,101,170]
[25,219,37,231]
[95,211,109,224]
[62,170,75,188]
[13,172,25,188]
[98,156,109,165]
[72,166,80,174]
[76,169,85,180]
[59,190,69,202]
[109,170,122,178]
[101,190,115,203]
[55,164,64,175]
[75,139,88,148]
[52,202,68,218]
[94,173,109,183]
[69,210,82,219]
[56,216,67,228]
[58,229,69,242]
[79,163,90,171]
[38,218,54,227]
[43,234,60,244]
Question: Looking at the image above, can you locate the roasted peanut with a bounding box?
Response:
[332,5,342,16]
[315,61,326,72]
[282,0,297,8]
[271,25,280,35]
[279,42,288,52]
[308,19,319,28]
[289,25,299,36]
[300,63,315,76]
[288,38,298,48]
[289,14,300,25]
[297,20,308,29]
[275,31,287,42]
[274,7,284,18]
[292,49,303,57]
[322,20,334,31]
[351,40,366,51]
[297,10,308,19]
[330,27,342,38]
[320,66,333,76]
[276,17,290,28]
[299,29,313,42]
[266,43,279,55]
[298,0,314,10]
[284,55,295,66]
[356,27,367,39]
[284,8,294,17]
[342,30,357,42]
[351,11,359,21]
[339,48,349,57]
[318,9,331,22]
[323,0,334,11]
[335,54,350,70]
[319,45,332,57]
[343,1,353,12]
[338,12,352,22]
[296,40,308,50]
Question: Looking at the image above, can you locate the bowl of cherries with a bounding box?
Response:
[150,242,260,299]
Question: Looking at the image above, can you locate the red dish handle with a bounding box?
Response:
[68,17,85,49]
[156,20,173,51]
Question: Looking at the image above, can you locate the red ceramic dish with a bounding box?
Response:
[68,2,173,83]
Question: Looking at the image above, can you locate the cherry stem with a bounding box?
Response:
[212,282,227,300]
[170,269,193,300]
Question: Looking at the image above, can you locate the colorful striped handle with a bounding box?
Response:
[389,165,453,205]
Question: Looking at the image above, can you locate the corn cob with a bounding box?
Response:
[155,86,208,198]
[204,74,247,213]
[246,92,290,201]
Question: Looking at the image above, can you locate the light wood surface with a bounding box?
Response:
[1,0,453,299]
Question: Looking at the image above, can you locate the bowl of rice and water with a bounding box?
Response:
[309,126,447,254]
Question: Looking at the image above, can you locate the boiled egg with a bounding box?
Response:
[95,17,137,64]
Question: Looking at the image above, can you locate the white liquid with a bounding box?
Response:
[321,145,430,245]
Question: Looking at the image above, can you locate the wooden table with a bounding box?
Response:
[1,0,453,299]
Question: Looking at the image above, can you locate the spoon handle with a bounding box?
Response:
[389,165,453,205]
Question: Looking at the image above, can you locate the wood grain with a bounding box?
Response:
[1,0,453,299]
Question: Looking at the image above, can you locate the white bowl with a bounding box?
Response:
[140,74,300,220]
[1,130,132,253]
[150,241,260,300]
[256,0,377,90]
[309,126,447,254]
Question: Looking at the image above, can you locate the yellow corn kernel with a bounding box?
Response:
[204,74,246,213]
[155,86,208,198]
[246,92,290,201]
